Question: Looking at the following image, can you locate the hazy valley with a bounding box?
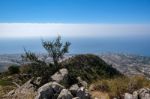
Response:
[0,53,150,79]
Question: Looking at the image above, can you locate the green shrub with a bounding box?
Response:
[8,65,20,74]
[20,61,58,85]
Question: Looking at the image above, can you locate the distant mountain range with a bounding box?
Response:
[0,53,150,78]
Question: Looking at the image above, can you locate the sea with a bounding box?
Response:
[0,37,150,56]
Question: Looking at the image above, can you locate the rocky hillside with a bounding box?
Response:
[2,54,122,99]
[1,54,150,99]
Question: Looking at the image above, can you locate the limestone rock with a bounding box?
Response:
[124,93,133,99]
[77,77,88,88]
[69,84,79,96]
[76,87,91,99]
[33,77,42,86]
[35,82,64,99]
[137,88,150,99]
[51,68,68,83]
[124,88,150,99]
[57,89,73,99]
[132,91,138,99]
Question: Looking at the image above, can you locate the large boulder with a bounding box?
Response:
[51,68,68,84]
[35,82,64,99]
[69,84,79,96]
[76,87,91,99]
[57,89,73,99]
[137,88,150,99]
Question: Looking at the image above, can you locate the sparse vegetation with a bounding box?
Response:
[0,79,12,86]
[0,85,15,98]
[90,76,150,98]
[0,76,16,98]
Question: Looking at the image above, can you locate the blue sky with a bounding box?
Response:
[0,0,150,23]
[0,0,150,38]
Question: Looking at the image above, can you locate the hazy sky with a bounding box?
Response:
[0,0,150,38]
[0,23,150,38]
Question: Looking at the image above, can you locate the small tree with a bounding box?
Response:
[21,36,70,78]
[42,36,71,68]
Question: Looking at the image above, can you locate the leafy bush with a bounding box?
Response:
[8,65,20,74]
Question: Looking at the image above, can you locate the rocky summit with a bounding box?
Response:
[0,54,150,99]
[4,68,91,99]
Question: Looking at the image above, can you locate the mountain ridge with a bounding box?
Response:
[0,53,150,79]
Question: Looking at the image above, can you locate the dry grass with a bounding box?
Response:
[2,90,37,99]
[89,76,150,98]
[90,91,110,99]
[0,85,16,98]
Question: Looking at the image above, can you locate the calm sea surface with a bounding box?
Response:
[0,37,150,56]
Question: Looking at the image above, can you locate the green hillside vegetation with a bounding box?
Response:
[61,54,122,83]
